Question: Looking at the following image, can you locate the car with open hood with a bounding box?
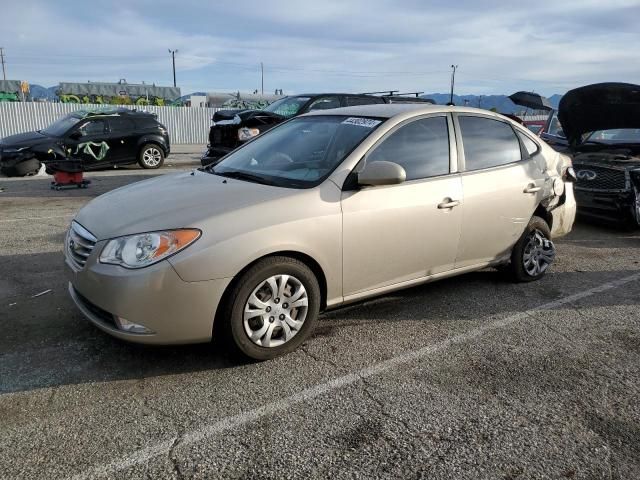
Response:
[66,104,575,360]
[0,108,170,176]
[558,82,640,226]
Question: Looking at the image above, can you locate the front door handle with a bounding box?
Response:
[523,184,542,193]
[437,198,460,209]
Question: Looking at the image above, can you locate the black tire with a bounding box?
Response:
[12,158,41,177]
[138,144,165,169]
[218,256,321,360]
[508,215,555,283]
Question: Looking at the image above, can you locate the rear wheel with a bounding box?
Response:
[219,256,321,360]
[508,216,555,282]
[138,144,164,169]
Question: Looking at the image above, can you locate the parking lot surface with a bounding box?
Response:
[1,165,639,479]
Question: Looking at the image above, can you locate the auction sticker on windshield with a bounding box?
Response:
[342,117,382,128]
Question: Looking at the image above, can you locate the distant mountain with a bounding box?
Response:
[28,84,58,101]
[422,93,562,113]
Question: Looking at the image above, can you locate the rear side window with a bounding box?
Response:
[367,116,450,181]
[345,96,385,106]
[517,131,539,157]
[459,116,522,171]
[135,117,159,129]
[108,117,136,132]
[307,96,341,111]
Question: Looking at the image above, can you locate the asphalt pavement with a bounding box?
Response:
[1,164,639,479]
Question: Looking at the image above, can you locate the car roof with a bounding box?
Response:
[302,103,510,120]
[288,93,376,98]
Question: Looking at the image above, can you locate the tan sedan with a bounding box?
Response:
[65,104,576,359]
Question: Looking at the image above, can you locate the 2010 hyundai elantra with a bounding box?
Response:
[65,104,576,359]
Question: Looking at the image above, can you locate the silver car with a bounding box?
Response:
[65,104,576,360]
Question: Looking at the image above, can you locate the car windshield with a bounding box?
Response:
[210,115,383,188]
[42,114,82,136]
[585,128,640,144]
[263,96,311,118]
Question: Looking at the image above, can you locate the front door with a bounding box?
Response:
[105,116,138,162]
[453,114,547,268]
[67,119,111,167]
[341,115,463,297]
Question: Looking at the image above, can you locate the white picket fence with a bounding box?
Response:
[0,102,218,144]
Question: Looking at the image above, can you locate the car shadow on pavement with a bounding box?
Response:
[0,173,171,199]
[1,249,639,395]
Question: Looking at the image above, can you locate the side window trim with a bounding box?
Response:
[362,113,454,184]
[453,113,526,174]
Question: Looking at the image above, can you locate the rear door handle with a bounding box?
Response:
[523,184,542,193]
[437,198,460,209]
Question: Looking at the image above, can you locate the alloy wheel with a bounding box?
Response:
[142,147,162,167]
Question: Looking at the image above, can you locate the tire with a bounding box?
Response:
[138,144,165,169]
[508,215,555,282]
[219,256,321,360]
[13,158,42,177]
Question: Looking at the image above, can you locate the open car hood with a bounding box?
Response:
[558,82,640,145]
[213,109,283,123]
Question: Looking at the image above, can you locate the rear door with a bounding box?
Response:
[106,116,138,163]
[341,114,463,297]
[453,114,547,268]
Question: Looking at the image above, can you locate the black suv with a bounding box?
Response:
[201,93,434,166]
[0,108,170,177]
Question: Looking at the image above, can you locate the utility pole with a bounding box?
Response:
[260,62,264,95]
[168,49,178,87]
[449,64,458,105]
[0,48,6,81]
[478,95,484,108]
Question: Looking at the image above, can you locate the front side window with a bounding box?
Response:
[307,96,341,111]
[459,116,522,171]
[263,96,311,118]
[78,120,106,136]
[366,116,450,181]
[211,115,383,188]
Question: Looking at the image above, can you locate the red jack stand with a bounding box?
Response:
[50,171,91,191]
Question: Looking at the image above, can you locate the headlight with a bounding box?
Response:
[238,127,260,141]
[99,229,201,268]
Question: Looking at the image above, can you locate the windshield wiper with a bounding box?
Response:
[213,169,274,185]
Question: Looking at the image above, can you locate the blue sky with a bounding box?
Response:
[3,0,640,96]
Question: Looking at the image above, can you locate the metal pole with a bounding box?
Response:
[449,64,458,105]
[0,48,6,81]
[169,49,178,87]
[261,62,264,95]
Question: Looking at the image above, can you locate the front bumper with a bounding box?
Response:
[65,249,231,345]
[574,187,637,225]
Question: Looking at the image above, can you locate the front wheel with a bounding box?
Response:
[508,216,555,282]
[138,144,165,169]
[220,256,321,360]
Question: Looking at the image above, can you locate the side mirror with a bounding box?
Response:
[358,161,406,186]
[69,131,82,140]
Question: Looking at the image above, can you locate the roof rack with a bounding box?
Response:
[360,90,400,96]
[388,92,424,98]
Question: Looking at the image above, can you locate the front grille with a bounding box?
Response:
[574,165,627,191]
[66,221,97,270]
[210,125,238,148]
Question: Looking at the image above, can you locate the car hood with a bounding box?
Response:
[74,170,296,240]
[558,82,640,145]
[0,130,52,148]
